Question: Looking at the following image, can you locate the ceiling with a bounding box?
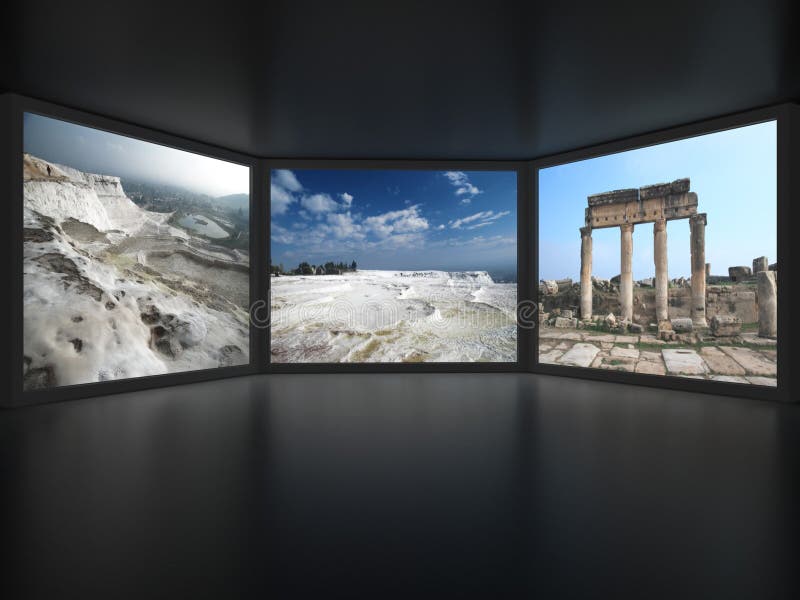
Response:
[3,0,798,160]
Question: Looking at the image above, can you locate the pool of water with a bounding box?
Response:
[178,214,229,239]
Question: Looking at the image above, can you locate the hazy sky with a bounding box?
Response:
[24,113,249,197]
[538,121,777,281]
[271,169,517,272]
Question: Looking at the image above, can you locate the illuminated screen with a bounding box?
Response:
[538,121,777,386]
[270,169,518,363]
[23,113,251,390]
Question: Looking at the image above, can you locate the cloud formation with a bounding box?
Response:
[364,205,429,238]
[270,170,515,264]
[301,193,340,214]
[444,171,482,201]
[273,169,303,192]
[449,210,509,230]
[271,169,304,215]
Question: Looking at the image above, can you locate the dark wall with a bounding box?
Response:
[2,0,798,159]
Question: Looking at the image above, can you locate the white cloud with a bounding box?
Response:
[301,193,339,214]
[271,169,305,215]
[325,212,364,240]
[271,183,295,215]
[436,224,445,230]
[271,223,296,244]
[467,221,493,229]
[444,171,468,185]
[273,169,303,192]
[431,234,516,249]
[339,192,354,207]
[456,183,480,196]
[364,205,429,238]
[371,232,425,249]
[444,171,482,199]
[449,210,509,230]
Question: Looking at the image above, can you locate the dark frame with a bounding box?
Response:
[5,93,266,407]
[3,92,795,406]
[531,104,794,403]
[264,159,531,373]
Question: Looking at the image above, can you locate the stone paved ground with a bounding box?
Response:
[539,328,777,386]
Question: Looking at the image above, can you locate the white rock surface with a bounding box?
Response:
[23,156,249,389]
[270,271,517,363]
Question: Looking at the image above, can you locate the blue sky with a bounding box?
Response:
[270,169,517,272]
[24,113,249,197]
[538,121,777,281]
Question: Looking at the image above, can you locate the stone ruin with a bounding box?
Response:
[580,178,707,330]
[541,178,778,340]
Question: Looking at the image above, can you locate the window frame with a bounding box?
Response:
[2,92,795,406]
[6,94,265,406]
[530,104,794,403]
[265,159,532,374]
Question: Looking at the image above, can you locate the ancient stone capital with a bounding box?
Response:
[580,226,592,238]
[620,222,634,234]
[690,212,707,227]
[653,218,666,233]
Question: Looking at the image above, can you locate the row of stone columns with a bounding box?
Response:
[578,213,707,325]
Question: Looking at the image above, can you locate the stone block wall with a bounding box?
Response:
[541,281,759,326]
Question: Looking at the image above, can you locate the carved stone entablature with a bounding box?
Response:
[586,177,697,230]
[587,188,639,207]
[639,178,690,200]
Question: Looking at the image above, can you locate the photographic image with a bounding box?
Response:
[23,114,251,389]
[270,169,517,363]
[538,121,777,385]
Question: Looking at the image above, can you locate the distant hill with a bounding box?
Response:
[216,193,249,213]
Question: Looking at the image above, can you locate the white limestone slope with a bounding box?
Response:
[270,270,517,363]
[22,156,249,389]
[23,154,185,238]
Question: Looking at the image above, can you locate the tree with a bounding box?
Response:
[298,261,313,275]
[351,260,357,271]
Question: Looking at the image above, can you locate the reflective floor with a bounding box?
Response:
[2,373,798,599]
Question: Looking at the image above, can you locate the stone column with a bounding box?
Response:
[579,226,593,320]
[620,222,634,322]
[689,213,707,327]
[653,218,668,322]
[757,270,777,338]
